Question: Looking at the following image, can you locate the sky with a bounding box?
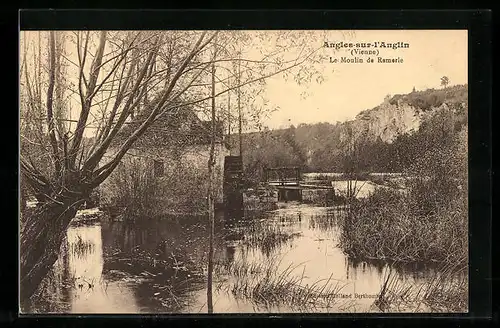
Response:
[259,30,468,129]
[20,30,468,134]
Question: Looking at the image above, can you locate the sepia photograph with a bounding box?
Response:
[19,29,468,314]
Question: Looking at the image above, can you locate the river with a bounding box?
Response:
[22,203,444,314]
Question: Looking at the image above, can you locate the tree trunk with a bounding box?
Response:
[20,197,82,303]
[207,175,215,314]
[207,40,217,314]
[20,178,27,215]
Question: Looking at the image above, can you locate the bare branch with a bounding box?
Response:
[83,36,162,174]
[46,31,62,175]
[159,49,315,118]
[89,32,211,187]
[69,31,107,169]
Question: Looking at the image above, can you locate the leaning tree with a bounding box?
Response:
[19,29,335,302]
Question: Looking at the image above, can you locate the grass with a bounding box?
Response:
[374,262,468,313]
[339,188,467,265]
[215,255,351,311]
[308,213,339,232]
[338,130,468,312]
[301,189,337,206]
[233,222,302,257]
[101,158,210,220]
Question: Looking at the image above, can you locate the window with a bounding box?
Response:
[153,159,164,178]
[180,122,190,133]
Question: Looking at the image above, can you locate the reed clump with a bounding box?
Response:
[245,224,301,248]
[339,186,467,266]
[339,128,468,267]
[340,128,468,312]
[216,256,350,311]
[374,262,468,313]
[230,221,302,257]
[340,186,468,264]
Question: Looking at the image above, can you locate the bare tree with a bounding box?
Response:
[19,30,329,302]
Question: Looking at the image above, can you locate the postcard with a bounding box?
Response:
[19,29,468,314]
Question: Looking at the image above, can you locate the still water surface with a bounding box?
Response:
[24,204,439,313]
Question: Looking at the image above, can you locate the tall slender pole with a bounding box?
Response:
[207,35,217,314]
[227,83,231,140]
[238,52,242,158]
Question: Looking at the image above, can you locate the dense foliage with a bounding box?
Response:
[100,154,209,218]
[339,125,467,265]
[389,84,467,111]
[232,85,468,184]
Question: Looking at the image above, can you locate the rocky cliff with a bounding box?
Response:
[339,85,468,144]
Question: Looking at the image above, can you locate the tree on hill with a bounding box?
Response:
[440,76,450,88]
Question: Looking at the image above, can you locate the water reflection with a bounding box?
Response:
[24,224,142,313]
[25,205,449,313]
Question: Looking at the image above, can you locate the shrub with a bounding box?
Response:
[339,125,467,267]
[389,85,468,112]
[99,156,160,219]
[100,155,210,219]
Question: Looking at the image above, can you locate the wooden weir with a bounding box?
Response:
[263,166,303,202]
[262,166,336,203]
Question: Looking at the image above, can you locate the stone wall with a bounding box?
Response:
[99,142,229,215]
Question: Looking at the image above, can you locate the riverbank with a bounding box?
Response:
[338,183,467,312]
[24,202,460,314]
[70,208,105,226]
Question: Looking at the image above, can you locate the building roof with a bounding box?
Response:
[111,100,224,149]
